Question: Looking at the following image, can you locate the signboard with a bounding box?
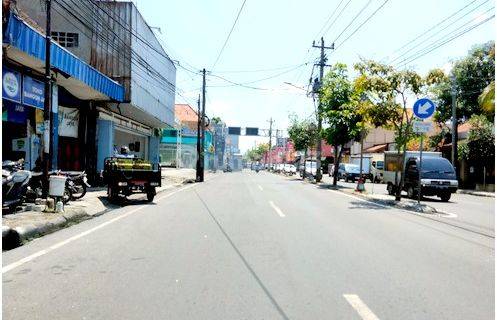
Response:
[12,138,27,152]
[245,127,259,136]
[4,102,29,124]
[58,106,79,137]
[2,67,21,103]
[22,75,45,109]
[412,121,432,133]
[228,127,241,135]
[413,98,436,119]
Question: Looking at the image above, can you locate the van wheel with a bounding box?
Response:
[387,183,395,195]
[407,186,416,199]
[440,193,451,202]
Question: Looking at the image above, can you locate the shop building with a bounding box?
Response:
[2,12,125,174]
[13,0,176,180]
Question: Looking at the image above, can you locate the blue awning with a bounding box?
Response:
[3,13,125,102]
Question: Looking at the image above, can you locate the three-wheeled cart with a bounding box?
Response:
[102,157,161,202]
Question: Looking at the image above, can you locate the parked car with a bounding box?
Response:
[337,163,361,182]
[403,156,458,201]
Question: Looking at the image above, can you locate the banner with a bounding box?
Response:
[2,67,21,103]
[58,106,79,138]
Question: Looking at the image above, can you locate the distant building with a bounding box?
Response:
[159,104,214,169]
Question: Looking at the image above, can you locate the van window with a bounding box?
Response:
[422,158,455,173]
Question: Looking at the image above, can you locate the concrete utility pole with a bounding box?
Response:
[451,75,458,178]
[312,37,334,182]
[268,118,274,169]
[196,93,202,182]
[43,0,53,178]
[198,69,207,181]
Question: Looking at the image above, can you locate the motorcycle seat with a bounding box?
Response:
[61,171,84,176]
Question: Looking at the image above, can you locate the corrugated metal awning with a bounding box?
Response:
[3,13,125,102]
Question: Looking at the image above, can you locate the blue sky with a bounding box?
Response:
[134,0,495,152]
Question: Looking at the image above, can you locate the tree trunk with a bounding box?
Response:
[303,149,307,180]
[396,142,408,201]
[332,145,343,187]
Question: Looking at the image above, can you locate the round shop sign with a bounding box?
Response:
[3,71,19,98]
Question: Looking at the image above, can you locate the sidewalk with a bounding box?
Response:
[457,189,495,198]
[2,168,200,250]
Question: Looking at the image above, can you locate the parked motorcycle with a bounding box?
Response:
[28,170,72,204]
[2,160,32,214]
[61,171,90,200]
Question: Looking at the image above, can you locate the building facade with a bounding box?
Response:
[13,0,176,181]
[2,6,125,177]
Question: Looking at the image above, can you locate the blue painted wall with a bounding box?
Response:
[96,119,114,172]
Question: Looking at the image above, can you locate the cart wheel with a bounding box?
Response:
[107,186,117,202]
[146,187,156,202]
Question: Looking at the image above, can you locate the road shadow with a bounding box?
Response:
[96,195,157,208]
[317,183,348,190]
[348,200,391,211]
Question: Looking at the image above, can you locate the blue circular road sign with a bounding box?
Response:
[413,98,436,119]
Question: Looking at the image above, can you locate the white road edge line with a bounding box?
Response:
[269,201,285,217]
[3,183,197,274]
[258,185,263,191]
[343,294,380,320]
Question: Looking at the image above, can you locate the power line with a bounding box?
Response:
[207,63,308,88]
[395,11,495,67]
[313,0,346,39]
[55,0,177,94]
[389,0,484,57]
[211,0,248,69]
[334,0,390,51]
[389,0,491,64]
[322,0,353,36]
[332,0,373,44]
[208,73,270,90]
[212,63,308,74]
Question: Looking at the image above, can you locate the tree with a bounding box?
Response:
[428,41,495,125]
[211,116,222,124]
[287,114,317,180]
[245,143,269,162]
[319,63,364,186]
[354,59,424,200]
[459,115,495,173]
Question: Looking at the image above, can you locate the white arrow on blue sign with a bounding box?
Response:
[413,98,436,119]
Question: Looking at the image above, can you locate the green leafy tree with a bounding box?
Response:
[287,114,317,180]
[428,41,495,125]
[354,59,424,200]
[319,63,364,186]
[459,115,495,171]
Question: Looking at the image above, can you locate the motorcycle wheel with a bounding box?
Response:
[62,187,72,204]
[70,182,87,200]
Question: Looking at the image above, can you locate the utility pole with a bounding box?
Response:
[200,68,207,180]
[451,75,458,178]
[43,0,53,179]
[196,94,202,182]
[312,37,334,182]
[268,118,274,169]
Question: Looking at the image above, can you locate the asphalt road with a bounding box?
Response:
[3,171,495,319]
[321,175,495,237]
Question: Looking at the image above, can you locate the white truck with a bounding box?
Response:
[350,156,373,182]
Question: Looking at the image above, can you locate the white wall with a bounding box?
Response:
[130,4,176,128]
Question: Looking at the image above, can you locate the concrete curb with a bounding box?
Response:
[457,190,495,198]
[2,179,191,251]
